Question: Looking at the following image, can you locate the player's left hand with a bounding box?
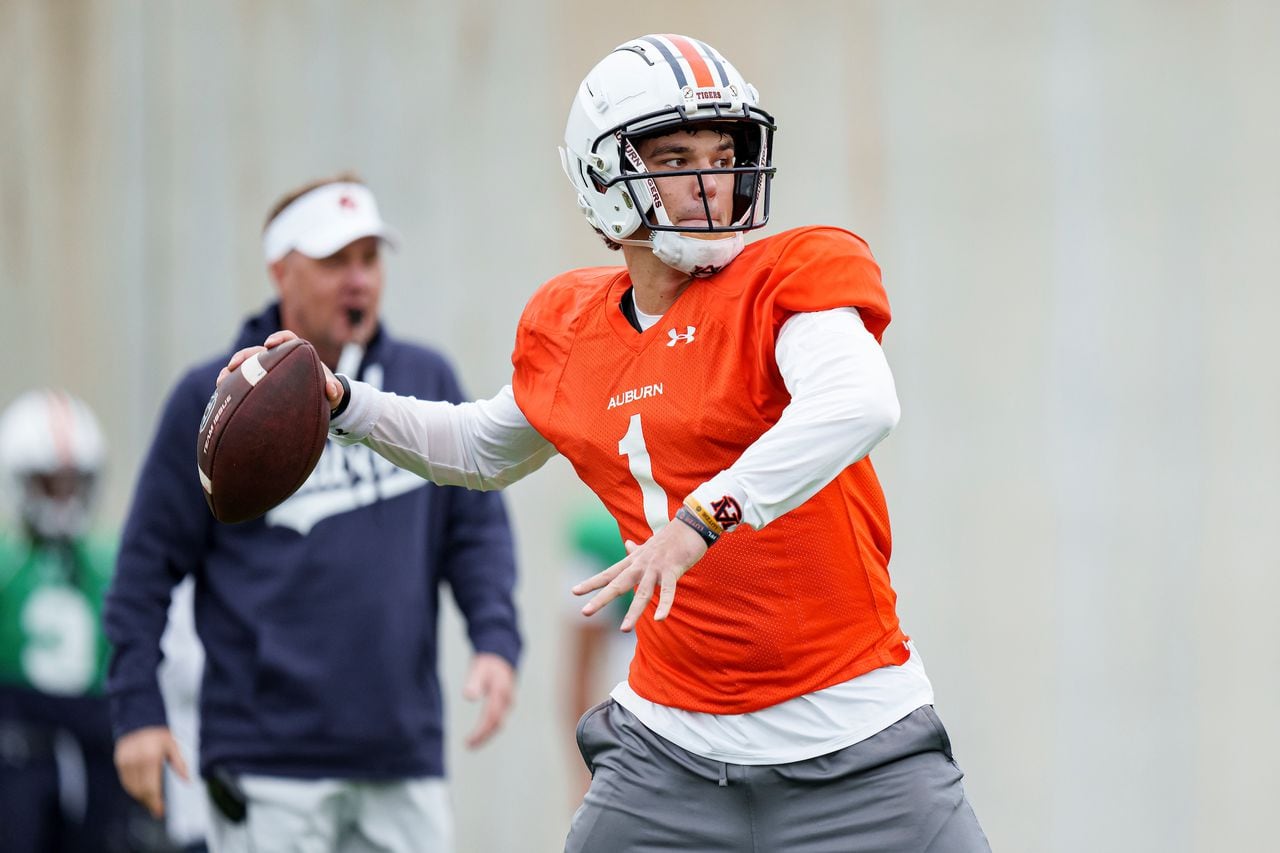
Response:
[574,518,708,632]
[463,652,516,749]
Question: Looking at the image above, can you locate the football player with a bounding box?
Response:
[227,34,989,852]
[0,390,174,852]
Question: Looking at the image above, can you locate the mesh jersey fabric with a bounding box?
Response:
[512,226,909,713]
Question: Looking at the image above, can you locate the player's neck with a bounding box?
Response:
[622,244,692,315]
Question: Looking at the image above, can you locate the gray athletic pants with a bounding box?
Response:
[566,701,989,853]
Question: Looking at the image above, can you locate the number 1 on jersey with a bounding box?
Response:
[618,414,670,535]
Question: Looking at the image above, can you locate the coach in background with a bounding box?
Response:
[105,172,521,853]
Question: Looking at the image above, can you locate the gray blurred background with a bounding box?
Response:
[3,1,1277,850]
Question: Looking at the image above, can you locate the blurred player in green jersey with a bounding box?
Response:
[0,390,174,852]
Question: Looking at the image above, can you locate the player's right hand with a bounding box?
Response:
[573,515,708,631]
[114,725,189,819]
[219,331,345,411]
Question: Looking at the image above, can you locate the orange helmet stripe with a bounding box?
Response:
[46,390,75,468]
[664,34,715,89]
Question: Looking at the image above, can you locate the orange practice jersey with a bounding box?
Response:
[512,226,909,713]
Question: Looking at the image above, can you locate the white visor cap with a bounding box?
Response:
[262,182,401,264]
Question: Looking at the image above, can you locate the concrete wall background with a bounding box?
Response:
[2,2,1276,850]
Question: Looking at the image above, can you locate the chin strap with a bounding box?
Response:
[642,199,745,277]
[651,230,745,277]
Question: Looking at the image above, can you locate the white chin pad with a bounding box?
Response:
[651,231,745,277]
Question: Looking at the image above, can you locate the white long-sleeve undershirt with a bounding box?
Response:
[330,307,900,528]
[330,382,557,490]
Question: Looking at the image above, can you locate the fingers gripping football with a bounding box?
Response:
[199,337,331,523]
[219,332,342,406]
[574,519,708,631]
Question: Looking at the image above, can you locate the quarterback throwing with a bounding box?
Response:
[224,33,989,853]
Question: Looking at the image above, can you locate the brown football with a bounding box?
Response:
[196,338,330,524]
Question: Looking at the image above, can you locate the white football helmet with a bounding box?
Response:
[0,389,105,541]
[561,35,776,275]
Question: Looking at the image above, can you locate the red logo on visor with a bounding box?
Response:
[339,195,357,210]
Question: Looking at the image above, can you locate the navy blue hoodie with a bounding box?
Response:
[105,305,521,779]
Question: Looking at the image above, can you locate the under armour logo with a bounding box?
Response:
[667,326,696,347]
